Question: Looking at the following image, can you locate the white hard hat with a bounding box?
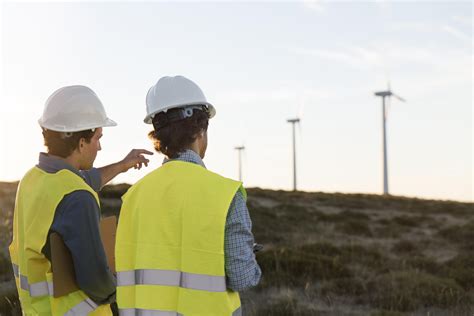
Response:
[38,85,117,132]
[144,75,216,124]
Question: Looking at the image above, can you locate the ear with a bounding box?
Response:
[77,137,86,153]
[195,130,204,140]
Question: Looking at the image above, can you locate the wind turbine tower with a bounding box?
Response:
[374,84,406,195]
[234,146,245,182]
[287,118,300,191]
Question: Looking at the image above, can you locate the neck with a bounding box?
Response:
[49,153,81,170]
[187,142,203,158]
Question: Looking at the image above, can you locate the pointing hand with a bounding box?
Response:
[121,149,154,172]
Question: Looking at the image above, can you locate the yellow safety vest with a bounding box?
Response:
[116,161,245,316]
[9,167,112,316]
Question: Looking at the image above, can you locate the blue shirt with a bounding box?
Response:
[163,150,262,291]
[37,153,116,305]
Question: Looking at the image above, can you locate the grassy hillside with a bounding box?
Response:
[1,182,473,315]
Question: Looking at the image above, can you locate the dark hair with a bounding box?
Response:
[42,129,95,158]
[148,108,209,158]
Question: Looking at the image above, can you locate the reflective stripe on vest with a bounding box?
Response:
[13,263,101,315]
[13,263,54,297]
[65,298,99,316]
[119,307,242,316]
[12,264,98,316]
[12,262,19,277]
[119,309,183,316]
[117,269,227,292]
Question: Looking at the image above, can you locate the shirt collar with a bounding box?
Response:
[162,149,206,169]
[37,152,85,178]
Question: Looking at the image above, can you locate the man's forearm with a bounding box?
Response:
[98,162,126,188]
[97,149,153,187]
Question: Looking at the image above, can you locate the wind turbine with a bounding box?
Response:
[234,145,245,182]
[287,117,300,191]
[374,83,406,195]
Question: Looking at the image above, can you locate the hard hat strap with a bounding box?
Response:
[152,105,208,131]
[58,128,95,138]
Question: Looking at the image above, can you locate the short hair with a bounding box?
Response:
[42,129,95,158]
[148,108,209,159]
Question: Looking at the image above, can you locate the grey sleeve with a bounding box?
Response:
[79,168,102,192]
[224,191,262,292]
[51,190,116,305]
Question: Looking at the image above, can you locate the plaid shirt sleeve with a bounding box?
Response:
[224,190,262,291]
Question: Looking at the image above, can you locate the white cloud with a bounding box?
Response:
[452,15,472,27]
[441,25,472,43]
[292,41,470,71]
[290,45,389,72]
[389,21,435,33]
[290,47,368,69]
[302,0,325,12]
[214,84,335,106]
[289,42,471,102]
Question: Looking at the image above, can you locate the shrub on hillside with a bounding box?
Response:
[392,240,418,254]
[439,220,474,251]
[367,270,466,311]
[257,242,352,288]
[444,253,474,290]
[337,220,372,237]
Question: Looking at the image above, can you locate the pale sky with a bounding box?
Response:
[0,1,472,202]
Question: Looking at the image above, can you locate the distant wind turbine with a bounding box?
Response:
[287,117,300,191]
[234,145,245,182]
[374,82,406,195]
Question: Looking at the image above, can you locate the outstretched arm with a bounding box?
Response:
[98,149,153,187]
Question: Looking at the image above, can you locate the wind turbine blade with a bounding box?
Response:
[392,93,406,102]
[298,95,306,119]
[297,118,303,144]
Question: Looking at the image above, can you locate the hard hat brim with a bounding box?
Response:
[38,117,118,132]
[103,117,118,127]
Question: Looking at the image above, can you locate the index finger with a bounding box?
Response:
[133,149,154,155]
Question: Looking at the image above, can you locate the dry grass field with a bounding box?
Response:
[0,182,473,315]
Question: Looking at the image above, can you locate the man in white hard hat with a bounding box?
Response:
[115,76,261,315]
[9,85,152,315]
